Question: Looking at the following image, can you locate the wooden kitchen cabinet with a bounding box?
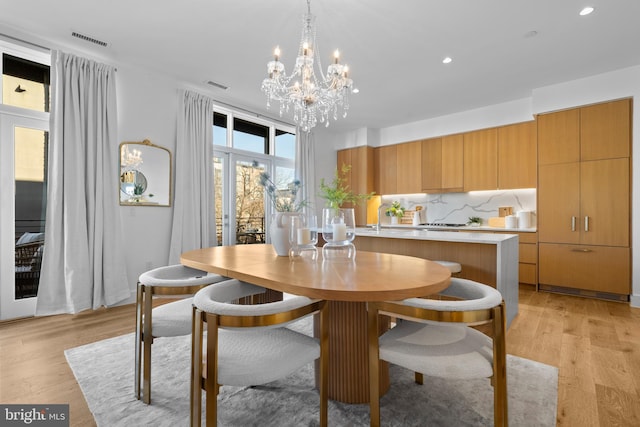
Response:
[580,99,631,161]
[396,140,422,193]
[537,98,631,298]
[422,135,464,193]
[539,151,629,247]
[539,243,630,296]
[538,162,580,244]
[337,146,375,226]
[420,137,442,192]
[463,128,497,191]
[374,145,397,195]
[498,121,537,189]
[441,134,464,191]
[538,98,631,166]
[537,108,580,166]
[475,230,538,285]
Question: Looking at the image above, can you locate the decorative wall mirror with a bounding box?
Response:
[119,139,171,206]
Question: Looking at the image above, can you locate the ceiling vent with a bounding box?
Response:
[207,80,228,90]
[71,31,109,47]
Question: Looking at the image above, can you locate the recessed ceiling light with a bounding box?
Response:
[524,30,538,38]
[579,6,595,16]
[442,57,452,64]
[352,88,360,94]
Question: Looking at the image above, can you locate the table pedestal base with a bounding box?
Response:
[315,301,390,403]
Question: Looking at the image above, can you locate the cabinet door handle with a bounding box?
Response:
[571,248,593,253]
[571,216,576,231]
[584,216,589,232]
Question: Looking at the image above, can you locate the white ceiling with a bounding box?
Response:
[2,0,640,132]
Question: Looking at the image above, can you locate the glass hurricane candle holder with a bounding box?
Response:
[321,208,356,259]
[289,214,318,259]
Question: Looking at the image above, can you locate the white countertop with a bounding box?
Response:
[370,224,537,233]
[355,228,518,244]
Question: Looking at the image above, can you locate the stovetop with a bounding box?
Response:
[421,223,467,227]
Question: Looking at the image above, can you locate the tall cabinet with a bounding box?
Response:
[537,99,631,298]
[337,146,375,226]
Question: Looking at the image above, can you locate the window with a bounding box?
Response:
[0,42,50,319]
[211,107,296,247]
[275,129,295,159]
[213,112,227,146]
[2,53,50,112]
[232,117,268,154]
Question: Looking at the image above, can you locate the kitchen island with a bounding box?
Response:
[352,228,519,326]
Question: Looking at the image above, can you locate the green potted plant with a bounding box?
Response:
[317,165,374,245]
[317,164,373,209]
[467,216,483,227]
[385,201,405,225]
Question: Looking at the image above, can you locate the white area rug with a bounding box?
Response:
[65,322,558,426]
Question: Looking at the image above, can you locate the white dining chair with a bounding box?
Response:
[367,277,507,426]
[135,264,229,404]
[190,279,328,427]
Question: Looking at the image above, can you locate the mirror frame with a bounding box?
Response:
[119,139,172,207]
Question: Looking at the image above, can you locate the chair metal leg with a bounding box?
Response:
[414,372,424,385]
[367,306,381,427]
[134,282,143,399]
[492,303,508,427]
[142,284,153,404]
[205,314,219,427]
[318,302,329,427]
[190,308,204,427]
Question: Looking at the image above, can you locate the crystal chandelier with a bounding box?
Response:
[261,0,354,132]
[120,145,143,172]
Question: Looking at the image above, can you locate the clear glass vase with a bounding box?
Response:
[289,213,318,259]
[321,208,356,259]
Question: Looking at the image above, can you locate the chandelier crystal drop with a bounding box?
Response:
[261,0,354,132]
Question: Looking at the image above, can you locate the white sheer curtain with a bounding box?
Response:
[168,90,216,264]
[295,129,316,213]
[36,51,130,315]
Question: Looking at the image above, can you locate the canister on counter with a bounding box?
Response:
[498,206,513,217]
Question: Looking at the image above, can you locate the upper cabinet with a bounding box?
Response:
[421,135,463,193]
[538,98,631,166]
[396,140,422,194]
[337,146,374,226]
[537,108,580,166]
[498,121,537,189]
[580,99,631,161]
[463,128,497,191]
[374,145,397,195]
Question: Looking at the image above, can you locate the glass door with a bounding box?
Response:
[214,150,270,246]
[0,113,49,320]
[233,156,266,245]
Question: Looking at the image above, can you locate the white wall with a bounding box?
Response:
[317,65,640,306]
[115,64,180,301]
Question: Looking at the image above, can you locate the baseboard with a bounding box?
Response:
[538,284,629,302]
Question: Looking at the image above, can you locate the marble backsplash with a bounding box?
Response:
[380,189,536,226]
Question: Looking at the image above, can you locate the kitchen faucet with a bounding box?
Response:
[376,203,391,231]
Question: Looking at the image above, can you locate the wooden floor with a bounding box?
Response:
[1,286,639,426]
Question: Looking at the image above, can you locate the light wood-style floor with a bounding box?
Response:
[1,286,639,426]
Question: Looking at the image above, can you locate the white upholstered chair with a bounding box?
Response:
[135,264,228,404]
[434,260,462,274]
[190,279,328,427]
[367,278,507,426]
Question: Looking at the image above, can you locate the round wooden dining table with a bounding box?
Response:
[181,244,451,403]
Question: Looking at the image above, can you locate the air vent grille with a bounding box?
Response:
[207,80,228,90]
[71,31,108,47]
